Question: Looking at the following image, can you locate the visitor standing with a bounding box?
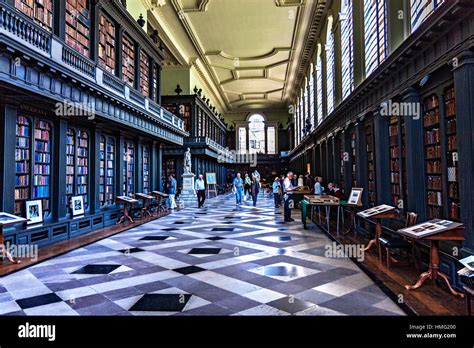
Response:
[283,172,295,222]
[272,177,281,208]
[250,174,259,206]
[195,174,206,208]
[233,172,244,205]
[314,176,324,195]
[168,174,177,210]
[244,173,251,201]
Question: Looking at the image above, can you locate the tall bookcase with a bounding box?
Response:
[122,34,135,86]
[76,130,89,207]
[98,13,116,74]
[339,136,345,190]
[388,116,401,206]
[15,116,31,216]
[423,94,443,219]
[66,128,89,209]
[65,0,90,57]
[143,145,150,193]
[444,86,460,221]
[139,49,149,97]
[15,0,53,32]
[66,129,75,200]
[350,131,357,187]
[99,135,115,206]
[365,124,376,206]
[33,120,52,216]
[123,141,134,196]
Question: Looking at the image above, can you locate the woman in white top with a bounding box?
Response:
[297,175,304,187]
[314,176,324,195]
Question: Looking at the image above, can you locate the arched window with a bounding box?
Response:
[294,100,299,145]
[410,0,444,31]
[298,93,304,142]
[341,0,354,100]
[316,43,323,126]
[326,15,335,115]
[303,79,309,135]
[364,0,387,77]
[309,64,315,130]
[248,114,266,154]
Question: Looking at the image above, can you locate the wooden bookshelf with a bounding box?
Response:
[163,158,175,183]
[401,118,408,209]
[152,63,159,103]
[339,136,345,190]
[123,141,134,196]
[444,85,460,221]
[423,94,443,219]
[139,49,149,97]
[143,145,150,194]
[15,0,53,32]
[98,13,116,74]
[76,130,89,207]
[33,120,51,216]
[66,128,75,200]
[389,116,401,206]
[182,104,192,132]
[65,0,90,57]
[99,135,115,206]
[122,34,135,86]
[365,124,376,206]
[350,131,357,187]
[15,116,31,216]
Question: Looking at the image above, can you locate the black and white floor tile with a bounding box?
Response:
[0,194,405,316]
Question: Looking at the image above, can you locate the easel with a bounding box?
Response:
[206,184,217,199]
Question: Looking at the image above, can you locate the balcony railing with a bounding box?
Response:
[0,3,52,54]
[0,2,186,138]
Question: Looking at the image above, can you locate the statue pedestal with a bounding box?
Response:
[180,172,197,208]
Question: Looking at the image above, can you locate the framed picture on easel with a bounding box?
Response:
[205,173,217,198]
[347,188,363,206]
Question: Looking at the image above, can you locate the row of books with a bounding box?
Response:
[16,125,29,137]
[16,137,30,148]
[390,172,400,184]
[424,129,440,145]
[427,191,442,206]
[15,175,29,186]
[390,184,401,195]
[33,175,50,185]
[15,149,30,161]
[423,111,440,127]
[17,116,29,125]
[445,100,456,118]
[447,135,457,151]
[424,95,439,110]
[35,141,50,152]
[34,152,50,163]
[426,160,442,174]
[446,119,456,134]
[77,167,88,175]
[427,206,442,219]
[99,177,114,186]
[77,186,87,194]
[33,164,50,175]
[427,175,442,190]
[77,158,88,166]
[67,156,74,165]
[76,176,87,184]
[33,186,50,198]
[34,129,50,141]
[448,182,459,200]
[15,188,29,200]
[77,147,88,157]
[426,145,441,159]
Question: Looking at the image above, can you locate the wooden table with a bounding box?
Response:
[357,205,398,254]
[134,193,154,217]
[0,213,27,265]
[151,191,169,212]
[116,196,139,224]
[303,195,342,235]
[397,219,465,298]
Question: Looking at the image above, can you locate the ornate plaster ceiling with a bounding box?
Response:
[148,0,321,113]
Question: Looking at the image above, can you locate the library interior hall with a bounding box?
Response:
[0,0,473,317]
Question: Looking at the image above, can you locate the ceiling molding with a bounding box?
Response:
[171,0,210,13]
[274,0,305,7]
[205,48,291,61]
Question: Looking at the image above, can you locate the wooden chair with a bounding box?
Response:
[379,212,418,269]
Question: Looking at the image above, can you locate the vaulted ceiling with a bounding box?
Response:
[148,0,325,113]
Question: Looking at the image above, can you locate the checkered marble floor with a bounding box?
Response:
[0,194,405,316]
